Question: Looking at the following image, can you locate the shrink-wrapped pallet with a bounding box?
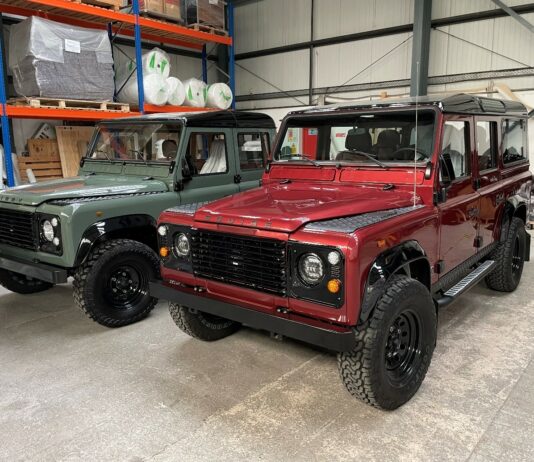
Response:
[182,0,225,30]
[8,17,115,101]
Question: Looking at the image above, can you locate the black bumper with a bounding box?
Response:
[150,282,356,353]
[0,255,69,284]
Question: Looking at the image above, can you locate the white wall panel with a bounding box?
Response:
[314,0,413,39]
[432,0,534,19]
[234,0,311,54]
[236,50,309,96]
[315,33,412,88]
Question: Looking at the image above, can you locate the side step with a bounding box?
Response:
[436,260,496,308]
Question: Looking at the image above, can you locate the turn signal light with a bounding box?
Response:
[159,247,169,258]
[327,279,341,294]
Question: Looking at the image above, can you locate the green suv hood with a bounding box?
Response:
[0,176,170,207]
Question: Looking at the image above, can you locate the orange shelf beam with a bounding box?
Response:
[143,104,216,113]
[2,105,141,120]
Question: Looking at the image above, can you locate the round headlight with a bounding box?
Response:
[42,220,54,242]
[327,250,341,265]
[298,253,324,285]
[157,225,168,237]
[174,233,190,257]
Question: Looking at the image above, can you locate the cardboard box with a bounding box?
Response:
[138,0,164,14]
[182,0,225,30]
[164,0,181,20]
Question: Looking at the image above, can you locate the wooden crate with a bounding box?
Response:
[71,0,122,10]
[56,126,95,178]
[19,139,63,183]
[8,97,130,113]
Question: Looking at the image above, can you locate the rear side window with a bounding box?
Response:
[238,132,270,170]
[476,121,498,171]
[502,119,526,165]
[441,121,470,180]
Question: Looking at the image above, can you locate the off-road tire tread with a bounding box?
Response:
[73,239,159,327]
[338,275,436,409]
[0,269,54,294]
[486,217,525,292]
[169,302,240,341]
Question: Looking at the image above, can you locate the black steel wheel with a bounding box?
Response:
[486,217,526,292]
[73,239,160,327]
[338,275,436,410]
[0,268,53,294]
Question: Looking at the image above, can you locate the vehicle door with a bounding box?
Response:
[474,118,500,250]
[437,117,480,273]
[176,127,240,204]
[234,129,272,192]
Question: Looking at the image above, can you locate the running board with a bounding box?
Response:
[435,260,496,308]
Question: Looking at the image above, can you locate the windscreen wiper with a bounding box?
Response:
[274,155,320,167]
[93,149,113,164]
[341,150,387,168]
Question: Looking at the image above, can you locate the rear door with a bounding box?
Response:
[438,117,480,272]
[474,118,500,249]
[234,129,272,191]
[177,127,240,204]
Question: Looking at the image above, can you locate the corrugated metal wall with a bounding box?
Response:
[234,0,534,110]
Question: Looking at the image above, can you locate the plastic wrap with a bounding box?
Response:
[119,74,170,106]
[183,78,207,107]
[206,82,232,109]
[182,0,225,29]
[166,77,186,106]
[8,17,114,100]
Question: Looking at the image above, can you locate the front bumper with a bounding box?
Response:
[150,281,356,352]
[0,255,68,284]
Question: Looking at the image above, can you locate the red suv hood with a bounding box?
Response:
[195,183,418,233]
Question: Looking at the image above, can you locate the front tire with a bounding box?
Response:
[486,216,526,292]
[169,303,240,341]
[0,268,53,294]
[338,275,437,410]
[73,239,159,328]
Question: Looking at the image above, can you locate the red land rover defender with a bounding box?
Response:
[150,94,532,409]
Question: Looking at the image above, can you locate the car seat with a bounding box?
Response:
[375,130,400,160]
[335,128,372,161]
[199,139,227,174]
[442,124,466,178]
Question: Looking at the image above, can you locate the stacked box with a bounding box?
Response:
[164,0,181,20]
[182,0,225,30]
[8,17,115,101]
[138,0,164,14]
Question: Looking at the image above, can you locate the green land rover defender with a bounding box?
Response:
[0,111,275,327]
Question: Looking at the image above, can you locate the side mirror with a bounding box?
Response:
[181,158,192,181]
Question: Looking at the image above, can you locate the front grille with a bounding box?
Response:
[0,208,37,250]
[191,230,287,296]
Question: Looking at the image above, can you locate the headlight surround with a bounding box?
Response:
[174,233,191,257]
[297,253,325,285]
[42,220,54,242]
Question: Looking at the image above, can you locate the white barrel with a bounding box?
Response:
[166,77,186,106]
[182,78,207,108]
[206,82,233,110]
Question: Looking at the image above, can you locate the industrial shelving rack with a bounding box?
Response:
[0,0,236,186]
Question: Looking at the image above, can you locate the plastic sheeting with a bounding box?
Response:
[183,78,207,107]
[206,82,233,109]
[166,77,186,106]
[9,17,114,100]
[119,73,170,106]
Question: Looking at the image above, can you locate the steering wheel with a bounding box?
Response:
[392,147,428,161]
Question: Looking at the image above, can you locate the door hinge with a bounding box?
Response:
[435,260,446,274]
[474,236,483,248]
[473,178,481,190]
[234,174,242,184]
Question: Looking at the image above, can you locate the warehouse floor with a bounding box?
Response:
[1,244,534,461]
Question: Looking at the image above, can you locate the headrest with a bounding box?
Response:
[377,130,400,147]
[345,128,372,152]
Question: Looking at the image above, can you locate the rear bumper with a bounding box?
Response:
[150,281,356,352]
[0,255,68,284]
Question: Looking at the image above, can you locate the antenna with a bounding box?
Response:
[413,61,419,208]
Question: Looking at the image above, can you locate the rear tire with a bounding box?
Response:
[338,275,436,410]
[169,302,240,341]
[73,239,159,328]
[0,269,53,294]
[486,217,526,292]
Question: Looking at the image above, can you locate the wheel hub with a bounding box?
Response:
[107,266,143,306]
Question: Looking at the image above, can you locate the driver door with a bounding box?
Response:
[176,127,240,204]
[437,117,480,273]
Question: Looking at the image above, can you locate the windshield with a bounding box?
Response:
[87,123,182,163]
[275,110,435,165]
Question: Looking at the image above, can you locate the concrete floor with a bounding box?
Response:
[1,250,534,462]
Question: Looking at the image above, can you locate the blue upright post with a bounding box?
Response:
[227,2,236,110]
[132,0,145,112]
[0,16,14,187]
[107,22,118,102]
[201,45,208,84]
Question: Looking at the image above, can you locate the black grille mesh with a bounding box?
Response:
[191,230,287,295]
[0,208,37,250]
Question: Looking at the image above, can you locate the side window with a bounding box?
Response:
[502,118,526,165]
[186,132,228,176]
[237,132,270,170]
[476,121,498,171]
[441,121,470,180]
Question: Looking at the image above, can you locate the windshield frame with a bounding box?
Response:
[272,106,440,168]
[85,120,185,165]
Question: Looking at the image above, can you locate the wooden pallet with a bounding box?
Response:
[139,10,184,25]
[187,23,228,36]
[19,139,63,183]
[8,97,130,113]
[71,0,121,11]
